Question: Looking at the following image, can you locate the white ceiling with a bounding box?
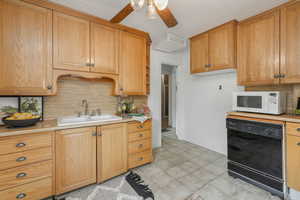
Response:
[49,0,288,46]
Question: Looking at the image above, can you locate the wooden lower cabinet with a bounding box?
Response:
[0,177,52,200]
[287,134,300,191]
[97,123,128,182]
[55,127,97,194]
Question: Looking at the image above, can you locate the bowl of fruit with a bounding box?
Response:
[2,113,41,128]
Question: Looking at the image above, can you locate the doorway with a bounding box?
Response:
[161,64,177,138]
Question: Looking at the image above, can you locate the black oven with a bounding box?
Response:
[227,118,283,198]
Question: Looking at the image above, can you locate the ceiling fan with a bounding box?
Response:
[110,0,178,28]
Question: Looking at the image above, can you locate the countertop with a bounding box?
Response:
[228,111,300,123]
[0,117,150,137]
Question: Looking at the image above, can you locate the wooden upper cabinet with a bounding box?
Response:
[237,10,280,86]
[280,1,300,84]
[190,33,209,73]
[209,21,237,70]
[190,20,237,74]
[53,12,90,72]
[119,31,147,95]
[0,0,53,95]
[91,23,119,74]
[55,127,96,195]
[97,124,127,182]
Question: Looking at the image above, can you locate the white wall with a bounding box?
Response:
[176,47,243,155]
[148,49,183,148]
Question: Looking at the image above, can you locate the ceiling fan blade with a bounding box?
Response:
[110,3,134,23]
[156,7,178,28]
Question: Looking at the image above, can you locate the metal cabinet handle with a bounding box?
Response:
[297,142,300,146]
[16,193,26,199]
[92,132,97,136]
[296,128,300,132]
[16,172,27,178]
[16,143,26,148]
[274,74,280,79]
[47,85,53,90]
[138,144,144,148]
[16,157,27,162]
[138,157,144,161]
[98,133,102,136]
[139,134,143,137]
[86,63,91,66]
[138,125,144,129]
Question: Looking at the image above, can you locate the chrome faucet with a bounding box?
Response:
[81,99,89,116]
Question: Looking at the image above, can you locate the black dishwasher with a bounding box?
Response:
[227,118,283,198]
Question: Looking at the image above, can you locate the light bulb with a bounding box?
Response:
[154,0,168,10]
[130,0,145,10]
[147,3,157,19]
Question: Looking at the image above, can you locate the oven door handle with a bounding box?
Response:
[228,144,241,151]
[233,134,258,141]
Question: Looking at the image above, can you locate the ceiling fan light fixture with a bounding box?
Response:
[153,0,168,10]
[130,0,145,10]
[147,0,157,19]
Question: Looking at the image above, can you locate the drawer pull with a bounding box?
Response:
[138,144,144,148]
[297,128,300,132]
[138,125,144,129]
[139,134,143,137]
[16,193,26,199]
[16,143,26,148]
[138,157,144,161]
[16,172,27,178]
[16,156,27,162]
[297,142,300,146]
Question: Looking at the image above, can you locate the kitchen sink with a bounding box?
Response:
[57,115,122,126]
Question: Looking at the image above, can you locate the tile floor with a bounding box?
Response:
[49,135,282,200]
[133,135,282,200]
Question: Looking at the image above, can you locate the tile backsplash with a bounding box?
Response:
[44,78,147,120]
[246,84,300,114]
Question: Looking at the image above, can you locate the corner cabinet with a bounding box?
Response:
[237,1,300,86]
[190,20,237,74]
[97,123,127,182]
[237,10,280,86]
[55,127,97,195]
[119,31,147,95]
[280,1,300,84]
[0,0,53,95]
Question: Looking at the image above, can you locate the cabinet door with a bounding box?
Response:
[91,23,119,74]
[190,33,209,74]
[53,12,90,72]
[119,31,147,95]
[56,127,96,194]
[97,123,127,182]
[237,11,280,86]
[209,21,237,71]
[0,0,53,95]
[280,2,300,84]
[287,135,300,191]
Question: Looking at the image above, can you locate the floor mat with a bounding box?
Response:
[63,174,144,200]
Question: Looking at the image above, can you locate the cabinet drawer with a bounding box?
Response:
[128,120,151,133]
[0,177,52,200]
[0,132,52,155]
[0,160,52,191]
[286,122,300,136]
[128,139,151,154]
[128,130,151,142]
[0,147,52,171]
[128,151,152,169]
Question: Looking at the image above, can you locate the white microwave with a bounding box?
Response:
[232,91,287,115]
